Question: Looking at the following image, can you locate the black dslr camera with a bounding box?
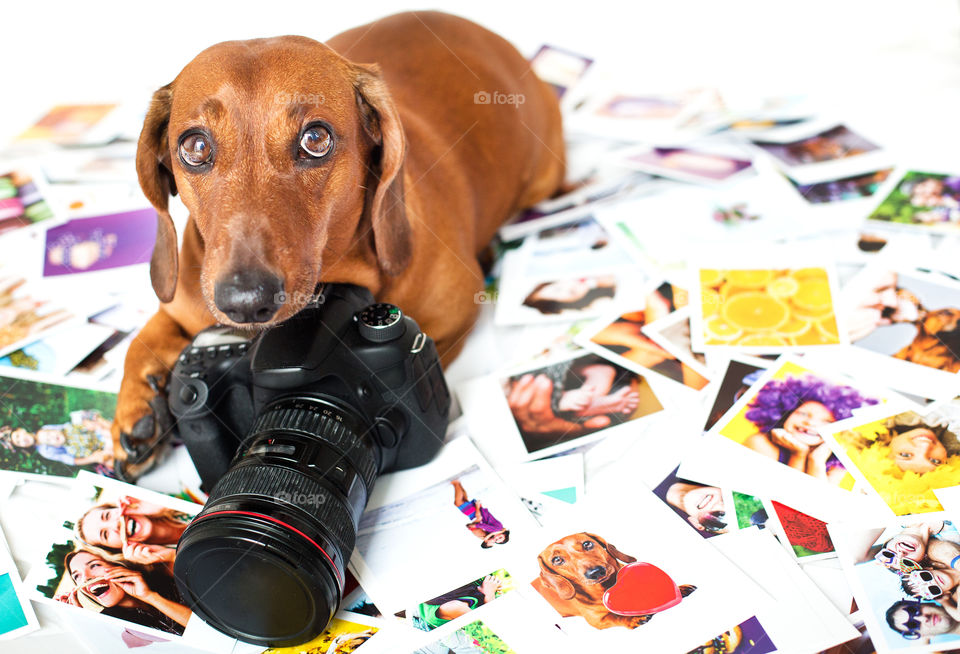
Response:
[167,283,450,647]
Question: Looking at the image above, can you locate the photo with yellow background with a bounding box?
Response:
[700,267,840,347]
[833,415,959,516]
[718,360,856,490]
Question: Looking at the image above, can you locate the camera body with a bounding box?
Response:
[168,283,450,646]
[168,283,449,493]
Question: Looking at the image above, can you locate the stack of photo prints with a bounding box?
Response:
[0,40,959,654]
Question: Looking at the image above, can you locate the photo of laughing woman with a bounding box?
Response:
[53,549,190,635]
[73,495,191,572]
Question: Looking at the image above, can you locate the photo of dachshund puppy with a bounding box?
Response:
[531,532,696,630]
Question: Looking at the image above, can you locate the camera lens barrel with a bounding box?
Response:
[174,396,379,647]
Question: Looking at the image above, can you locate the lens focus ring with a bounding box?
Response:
[251,403,378,490]
[205,463,357,553]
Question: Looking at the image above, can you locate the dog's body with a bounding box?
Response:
[531,532,696,630]
[115,11,564,474]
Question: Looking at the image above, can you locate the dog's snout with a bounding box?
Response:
[585,566,607,581]
[214,269,284,323]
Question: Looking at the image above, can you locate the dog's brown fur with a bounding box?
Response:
[531,532,696,630]
[115,11,565,476]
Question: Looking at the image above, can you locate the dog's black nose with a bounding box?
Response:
[214,269,283,323]
[585,566,607,581]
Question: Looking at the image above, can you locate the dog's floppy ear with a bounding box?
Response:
[586,532,637,564]
[351,63,412,276]
[537,554,576,600]
[136,83,179,303]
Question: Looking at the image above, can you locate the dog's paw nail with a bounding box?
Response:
[132,414,156,440]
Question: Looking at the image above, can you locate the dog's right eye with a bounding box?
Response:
[551,556,564,566]
[179,132,214,167]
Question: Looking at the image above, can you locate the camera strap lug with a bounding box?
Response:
[410,332,427,353]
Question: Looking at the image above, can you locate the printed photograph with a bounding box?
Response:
[582,283,709,390]
[511,215,634,279]
[703,359,767,431]
[0,169,56,235]
[789,168,892,204]
[0,374,116,479]
[768,501,834,559]
[690,616,777,654]
[713,359,879,486]
[0,529,38,640]
[413,619,517,654]
[652,466,730,538]
[0,277,74,357]
[517,273,618,320]
[642,308,708,370]
[531,531,698,630]
[44,208,157,276]
[867,171,960,231]
[697,267,842,348]
[754,124,879,167]
[501,352,663,453]
[837,518,960,651]
[529,45,592,98]
[626,147,752,183]
[353,439,539,616]
[845,268,960,374]
[594,94,689,120]
[263,617,379,654]
[412,569,513,632]
[825,403,960,515]
[731,492,769,532]
[29,475,199,638]
[16,104,119,144]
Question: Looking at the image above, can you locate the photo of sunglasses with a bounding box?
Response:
[875,548,923,574]
[900,600,923,641]
[904,569,945,601]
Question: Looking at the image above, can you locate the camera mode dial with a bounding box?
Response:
[356,303,405,342]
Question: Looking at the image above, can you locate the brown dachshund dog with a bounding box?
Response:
[531,532,696,630]
[115,11,565,476]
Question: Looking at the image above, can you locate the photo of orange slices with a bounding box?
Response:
[699,268,841,347]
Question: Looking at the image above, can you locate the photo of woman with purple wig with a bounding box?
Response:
[742,374,879,484]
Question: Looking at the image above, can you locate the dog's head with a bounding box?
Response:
[137,36,410,325]
[535,532,637,601]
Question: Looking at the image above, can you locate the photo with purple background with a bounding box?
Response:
[43,208,157,276]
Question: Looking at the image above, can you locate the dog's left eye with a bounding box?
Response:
[179,133,213,167]
[299,125,333,159]
[582,541,594,550]
[551,556,564,566]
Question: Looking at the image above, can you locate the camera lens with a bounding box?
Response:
[174,396,379,647]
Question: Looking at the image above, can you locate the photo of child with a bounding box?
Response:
[412,569,513,632]
[0,374,117,479]
[502,352,662,454]
[754,125,879,167]
[868,171,960,231]
[453,480,511,549]
[28,474,202,640]
[0,278,72,355]
[827,404,960,515]
[653,466,729,538]
[715,360,878,485]
[837,518,960,651]
[845,269,960,374]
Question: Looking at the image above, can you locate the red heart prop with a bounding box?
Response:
[603,562,682,616]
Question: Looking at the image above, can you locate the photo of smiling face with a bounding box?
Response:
[67,551,124,607]
[782,401,835,447]
[79,506,153,548]
[889,427,948,473]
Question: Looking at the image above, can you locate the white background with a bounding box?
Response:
[3,1,960,652]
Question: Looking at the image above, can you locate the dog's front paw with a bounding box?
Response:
[113,373,174,480]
